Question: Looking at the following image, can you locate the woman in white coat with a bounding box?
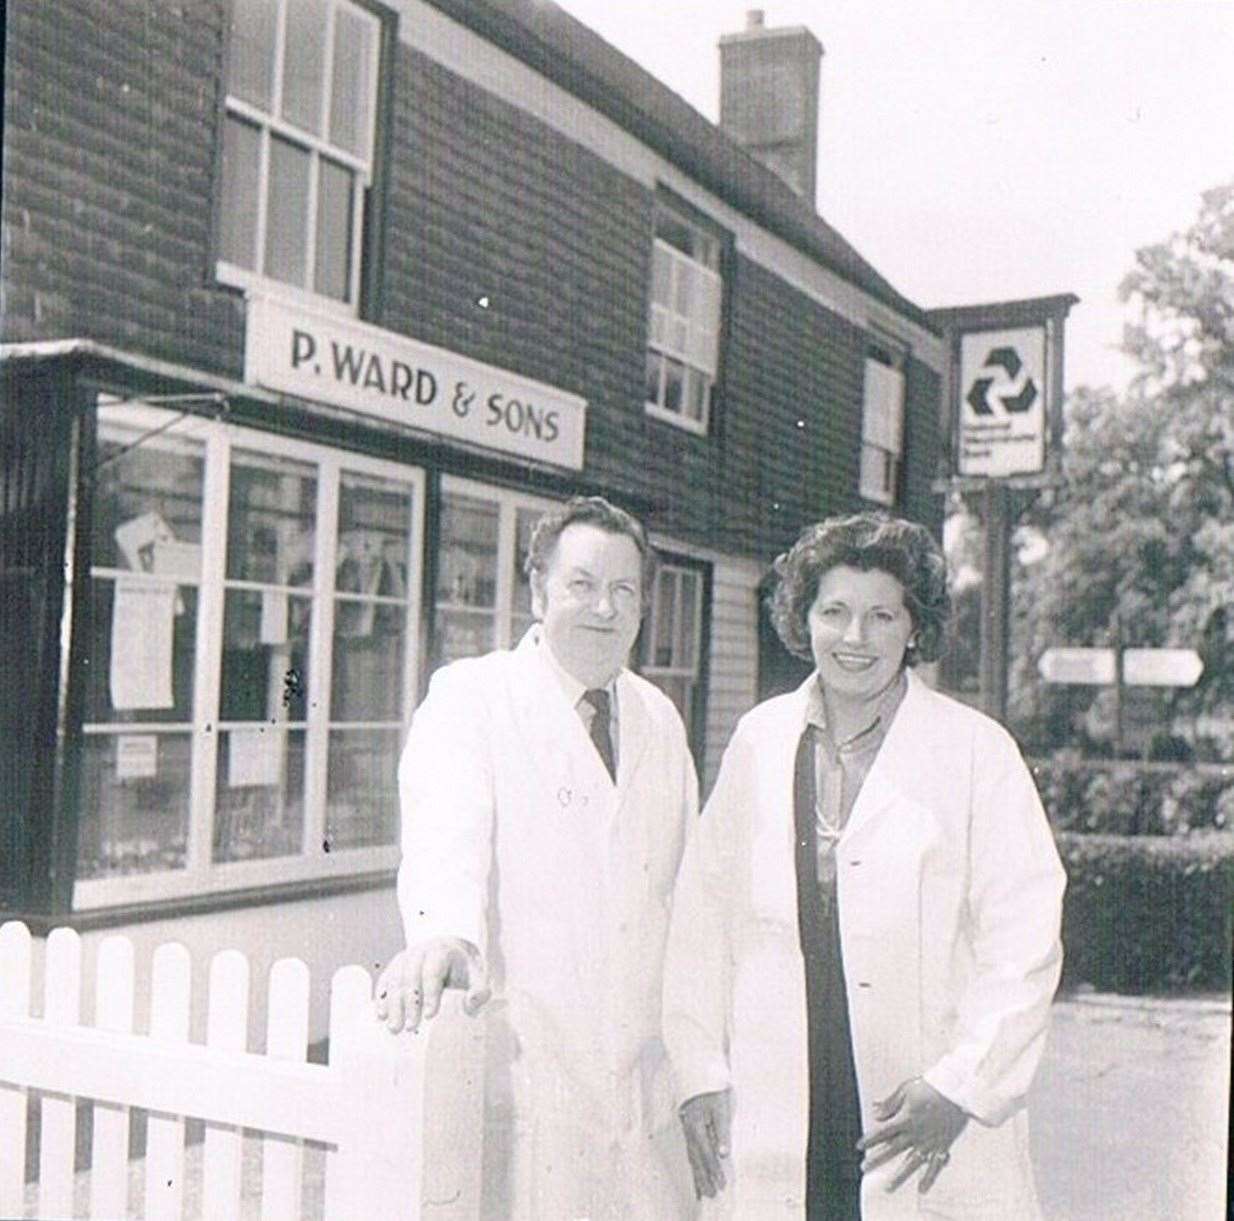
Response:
[664,512,1065,1220]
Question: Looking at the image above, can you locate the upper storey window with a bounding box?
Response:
[645,205,723,435]
[218,0,382,308]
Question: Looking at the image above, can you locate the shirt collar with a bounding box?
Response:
[805,668,907,749]
[533,624,618,711]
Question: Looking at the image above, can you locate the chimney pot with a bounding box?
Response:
[747,9,764,28]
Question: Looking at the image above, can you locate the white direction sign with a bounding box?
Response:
[1037,647,1116,685]
[958,325,1047,478]
[1122,648,1203,688]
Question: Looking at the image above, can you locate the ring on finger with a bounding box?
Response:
[927,1149,950,1166]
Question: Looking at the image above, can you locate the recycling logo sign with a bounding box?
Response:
[958,325,1047,477]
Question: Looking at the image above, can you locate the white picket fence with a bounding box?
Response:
[0,921,485,1220]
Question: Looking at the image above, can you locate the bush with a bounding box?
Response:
[1030,760,1233,834]
[1056,831,1234,993]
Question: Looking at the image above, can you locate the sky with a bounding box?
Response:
[553,0,1234,393]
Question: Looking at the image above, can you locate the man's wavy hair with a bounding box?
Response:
[768,512,951,665]
[525,495,657,612]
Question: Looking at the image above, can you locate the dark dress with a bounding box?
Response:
[794,729,864,1220]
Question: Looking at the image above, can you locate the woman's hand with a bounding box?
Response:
[857,1077,967,1194]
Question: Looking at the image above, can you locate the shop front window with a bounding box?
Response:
[432,479,556,671]
[74,401,424,908]
[78,405,207,880]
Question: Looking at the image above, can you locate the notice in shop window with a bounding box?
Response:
[228,726,282,787]
[115,734,158,780]
[109,580,175,711]
[260,590,289,645]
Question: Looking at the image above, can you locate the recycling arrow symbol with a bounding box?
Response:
[966,346,1038,416]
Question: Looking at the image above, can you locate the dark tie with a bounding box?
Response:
[581,688,616,781]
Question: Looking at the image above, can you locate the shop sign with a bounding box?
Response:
[957,325,1047,477]
[245,295,587,470]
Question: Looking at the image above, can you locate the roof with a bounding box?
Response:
[422,0,936,332]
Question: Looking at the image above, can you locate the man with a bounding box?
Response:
[376,496,698,1219]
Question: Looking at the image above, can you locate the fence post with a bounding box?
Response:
[0,921,33,1217]
[323,970,485,1220]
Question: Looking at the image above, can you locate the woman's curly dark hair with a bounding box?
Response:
[768,512,951,665]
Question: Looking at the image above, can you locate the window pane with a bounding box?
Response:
[315,157,354,301]
[220,116,262,269]
[92,412,206,572]
[265,136,311,287]
[227,450,317,586]
[652,674,692,726]
[332,617,404,720]
[645,349,664,405]
[651,244,673,307]
[663,357,684,414]
[511,507,541,627]
[336,470,412,594]
[330,7,373,156]
[227,0,278,109]
[333,472,413,721]
[655,212,694,258]
[282,0,329,134]
[213,728,306,861]
[86,580,199,723]
[220,590,312,722]
[673,258,694,317]
[77,733,191,878]
[326,728,400,848]
[654,569,675,667]
[435,608,496,667]
[684,368,709,422]
[679,570,700,664]
[437,494,498,608]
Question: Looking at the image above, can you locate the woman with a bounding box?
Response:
[664,512,1064,1219]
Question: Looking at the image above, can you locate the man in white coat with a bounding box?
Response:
[376,496,697,1219]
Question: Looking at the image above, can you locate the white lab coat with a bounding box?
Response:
[398,628,698,1219]
[664,670,1065,1220]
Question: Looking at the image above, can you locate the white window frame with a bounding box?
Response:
[437,476,559,660]
[216,0,382,314]
[641,560,704,728]
[859,346,907,507]
[645,210,723,436]
[74,403,425,910]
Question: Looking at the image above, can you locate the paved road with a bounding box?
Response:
[1029,993,1231,1221]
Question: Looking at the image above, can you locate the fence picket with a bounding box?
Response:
[145,941,191,1221]
[261,957,309,1221]
[39,926,82,1220]
[0,921,33,1217]
[202,949,250,1221]
[91,935,136,1220]
[0,924,471,1221]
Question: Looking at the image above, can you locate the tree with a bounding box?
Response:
[1009,183,1234,758]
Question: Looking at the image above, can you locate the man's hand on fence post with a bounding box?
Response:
[374,939,489,1033]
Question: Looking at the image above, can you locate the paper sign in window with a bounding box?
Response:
[260,591,289,645]
[228,727,282,787]
[115,734,158,780]
[109,580,175,710]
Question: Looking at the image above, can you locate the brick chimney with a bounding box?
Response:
[719,10,823,209]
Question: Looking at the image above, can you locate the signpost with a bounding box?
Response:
[1038,645,1204,755]
[931,294,1078,723]
[1037,647,1116,685]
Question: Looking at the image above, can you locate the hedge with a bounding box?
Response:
[1030,760,1234,835]
[1056,831,1234,993]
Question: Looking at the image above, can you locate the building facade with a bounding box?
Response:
[1,0,942,1027]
